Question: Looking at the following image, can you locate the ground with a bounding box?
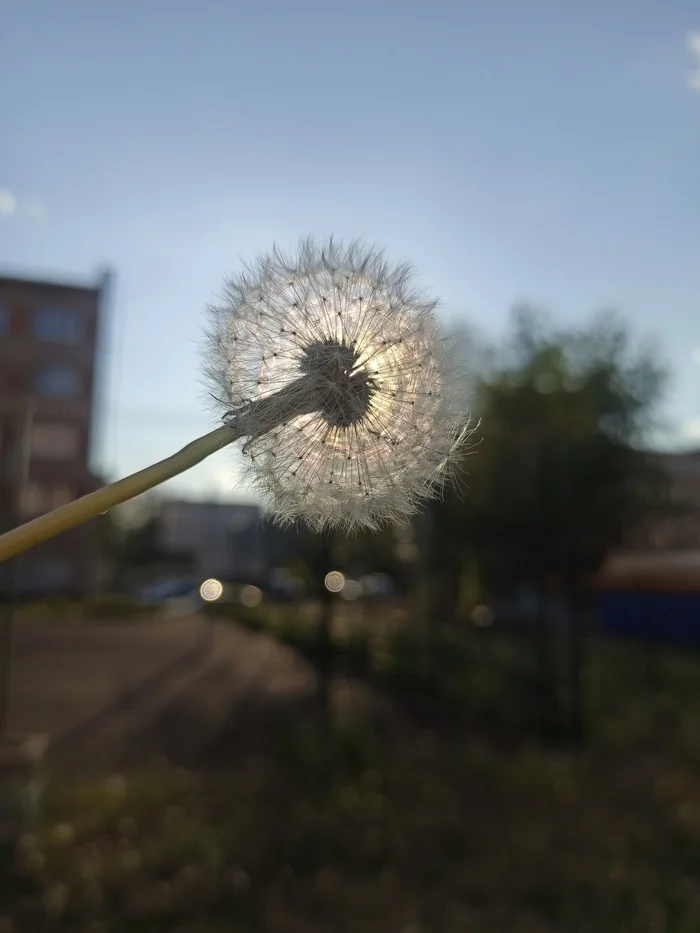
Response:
[6,614,321,774]
[4,614,700,932]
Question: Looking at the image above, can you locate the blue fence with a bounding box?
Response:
[592,588,700,646]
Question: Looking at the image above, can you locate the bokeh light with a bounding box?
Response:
[240,585,263,607]
[324,571,345,593]
[199,578,223,602]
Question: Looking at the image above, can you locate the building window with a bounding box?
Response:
[34,307,84,343]
[31,422,81,460]
[34,364,81,397]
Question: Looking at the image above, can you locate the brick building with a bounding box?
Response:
[0,270,111,596]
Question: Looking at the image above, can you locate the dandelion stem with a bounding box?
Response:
[0,424,241,563]
[0,378,321,563]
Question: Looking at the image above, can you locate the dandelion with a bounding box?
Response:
[204,238,472,531]
[0,238,472,559]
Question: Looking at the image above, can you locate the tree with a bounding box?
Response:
[431,307,669,738]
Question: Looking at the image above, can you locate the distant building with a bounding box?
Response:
[158,499,267,582]
[650,448,700,550]
[625,448,700,553]
[0,269,111,595]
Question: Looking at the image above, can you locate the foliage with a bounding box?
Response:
[430,307,669,614]
[4,640,700,932]
[208,600,544,735]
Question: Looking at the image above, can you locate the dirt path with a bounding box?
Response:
[6,614,384,776]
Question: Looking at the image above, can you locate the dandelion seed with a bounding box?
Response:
[435,419,479,494]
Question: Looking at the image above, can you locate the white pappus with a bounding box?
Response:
[203,237,473,532]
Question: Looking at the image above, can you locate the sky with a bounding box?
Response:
[1,0,699,504]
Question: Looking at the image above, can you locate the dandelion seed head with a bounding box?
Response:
[204,237,470,531]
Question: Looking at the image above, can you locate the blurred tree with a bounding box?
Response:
[476,307,666,582]
[431,307,669,738]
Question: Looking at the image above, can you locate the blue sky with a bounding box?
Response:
[2,0,699,503]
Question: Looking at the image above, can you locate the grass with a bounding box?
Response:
[212,597,700,745]
[4,602,700,931]
[3,698,700,932]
